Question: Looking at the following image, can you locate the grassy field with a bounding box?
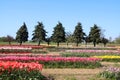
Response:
[0,41,120,46]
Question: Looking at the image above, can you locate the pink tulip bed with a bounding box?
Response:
[0,45,50,54]
[0,45,31,54]
[0,45,47,49]
[62,49,120,57]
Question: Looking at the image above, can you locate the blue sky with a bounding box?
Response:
[0,0,120,40]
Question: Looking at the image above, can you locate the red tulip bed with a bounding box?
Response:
[0,61,44,80]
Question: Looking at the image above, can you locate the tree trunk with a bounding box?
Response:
[76,42,79,47]
[38,40,40,46]
[93,41,96,47]
[20,41,22,46]
[85,42,87,47]
[47,42,50,46]
[67,42,69,47]
[9,41,11,45]
[104,43,106,47]
[57,42,59,47]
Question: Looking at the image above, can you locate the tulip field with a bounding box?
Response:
[0,44,120,80]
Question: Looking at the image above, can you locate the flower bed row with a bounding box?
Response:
[0,56,102,68]
[0,46,32,50]
[0,56,101,62]
[0,49,31,54]
[0,54,60,57]
[61,52,120,57]
[0,61,44,80]
[0,45,53,49]
[0,61,43,71]
[0,49,48,54]
[66,49,120,53]
[93,55,120,62]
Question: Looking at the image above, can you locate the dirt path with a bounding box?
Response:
[42,68,102,75]
[42,68,102,80]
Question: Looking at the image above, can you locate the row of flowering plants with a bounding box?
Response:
[0,53,60,57]
[0,49,31,54]
[99,67,120,80]
[93,55,120,62]
[0,45,53,49]
[66,49,120,53]
[0,46,32,50]
[61,52,120,57]
[0,49,48,54]
[0,45,51,54]
[0,46,32,54]
[0,56,102,68]
[63,49,120,58]
[0,61,45,80]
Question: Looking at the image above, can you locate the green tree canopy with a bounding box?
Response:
[65,32,74,46]
[51,22,65,47]
[0,35,15,45]
[89,24,101,47]
[115,35,120,44]
[101,37,109,47]
[16,22,28,45]
[6,35,15,45]
[84,35,90,47]
[32,22,47,46]
[73,22,86,46]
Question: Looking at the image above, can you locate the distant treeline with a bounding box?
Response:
[0,21,120,46]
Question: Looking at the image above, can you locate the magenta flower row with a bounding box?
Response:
[0,56,101,62]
